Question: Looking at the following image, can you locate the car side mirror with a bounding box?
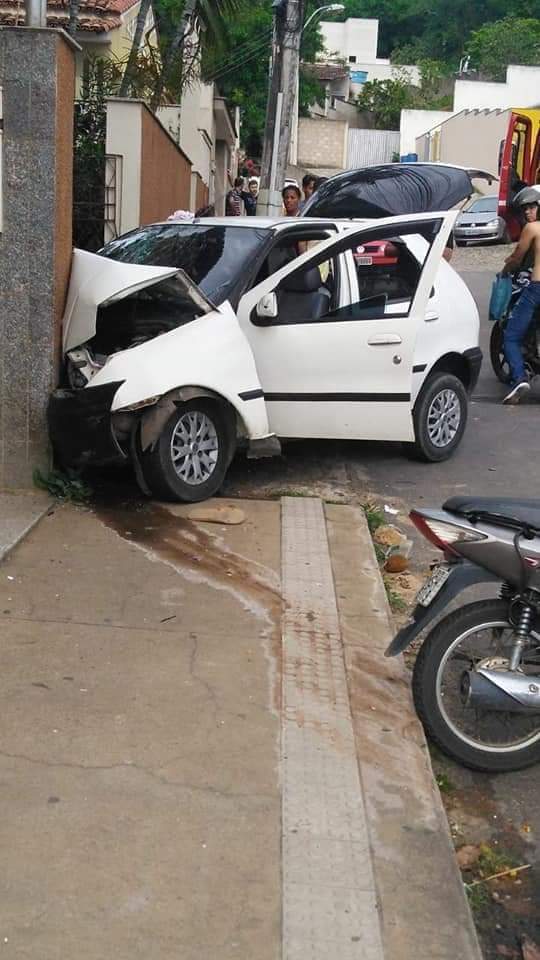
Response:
[256,292,278,322]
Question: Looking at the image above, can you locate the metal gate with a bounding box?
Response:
[72,100,121,251]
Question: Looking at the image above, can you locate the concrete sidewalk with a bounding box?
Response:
[0,495,481,959]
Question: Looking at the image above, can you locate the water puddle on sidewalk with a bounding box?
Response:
[92,486,283,712]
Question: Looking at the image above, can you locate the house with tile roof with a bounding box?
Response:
[0,0,157,92]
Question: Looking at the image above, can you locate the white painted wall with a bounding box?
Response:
[349,61,420,94]
[400,109,454,156]
[454,65,540,111]
[320,18,379,62]
[105,98,142,235]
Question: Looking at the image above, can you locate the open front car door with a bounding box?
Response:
[237,211,456,443]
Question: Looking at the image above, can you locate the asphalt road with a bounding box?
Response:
[348,269,540,505]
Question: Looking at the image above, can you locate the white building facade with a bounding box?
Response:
[319,17,421,94]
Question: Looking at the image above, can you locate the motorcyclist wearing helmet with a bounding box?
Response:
[501,186,540,404]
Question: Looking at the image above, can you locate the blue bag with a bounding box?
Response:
[489,274,512,321]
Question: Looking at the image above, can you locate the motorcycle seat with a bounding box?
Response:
[444,496,540,534]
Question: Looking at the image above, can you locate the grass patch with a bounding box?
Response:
[34,468,92,504]
[362,501,385,536]
[465,882,489,914]
[435,772,455,794]
[477,843,518,876]
[383,576,407,613]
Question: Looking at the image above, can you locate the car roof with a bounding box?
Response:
[151,216,356,231]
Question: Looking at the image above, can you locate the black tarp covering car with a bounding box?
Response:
[302,163,496,220]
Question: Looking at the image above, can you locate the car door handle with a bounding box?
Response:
[367,334,402,345]
[425,309,439,322]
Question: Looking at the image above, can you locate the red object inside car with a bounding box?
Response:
[354,240,399,266]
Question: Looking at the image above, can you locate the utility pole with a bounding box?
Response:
[259,0,306,216]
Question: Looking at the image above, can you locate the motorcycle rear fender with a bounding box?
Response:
[385,562,501,657]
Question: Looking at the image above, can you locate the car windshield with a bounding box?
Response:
[466,197,497,213]
[99,224,268,305]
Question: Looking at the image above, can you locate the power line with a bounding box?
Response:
[203,28,273,81]
[205,32,273,83]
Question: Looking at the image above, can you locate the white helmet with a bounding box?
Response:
[514,185,540,207]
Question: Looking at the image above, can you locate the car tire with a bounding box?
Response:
[141,399,235,503]
[489,321,512,384]
[455,240,465,247]
[502,227,511,244]
[408,373,468,462]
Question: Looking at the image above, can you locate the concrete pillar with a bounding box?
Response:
[0,28,78,488]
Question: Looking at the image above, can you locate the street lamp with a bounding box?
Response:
[302,3,345,35]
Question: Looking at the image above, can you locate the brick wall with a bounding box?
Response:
[140,105,192,224]
[195,174,209,212]
[298,118,348,170]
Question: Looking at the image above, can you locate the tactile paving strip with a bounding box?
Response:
[281,497,384,960]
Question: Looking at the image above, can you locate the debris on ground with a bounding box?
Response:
[457,844,482,870]
[373,523,407,548]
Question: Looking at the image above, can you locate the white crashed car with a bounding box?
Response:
[49,209,481,502]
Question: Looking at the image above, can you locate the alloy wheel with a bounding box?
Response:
[427,388,461,448]
[170,411,219,485]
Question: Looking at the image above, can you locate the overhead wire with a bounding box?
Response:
[203,29,273,83]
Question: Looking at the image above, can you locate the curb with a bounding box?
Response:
[0,493,52,566]
[325,502,483,960]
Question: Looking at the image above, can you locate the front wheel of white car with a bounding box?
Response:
[141,400,234,502]
[409,373,468,462]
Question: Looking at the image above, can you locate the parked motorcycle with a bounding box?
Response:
[386,497,540,772]
[490,269,540,383]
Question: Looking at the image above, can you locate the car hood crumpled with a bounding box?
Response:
[302,163,497,220]
[63,249,182,353]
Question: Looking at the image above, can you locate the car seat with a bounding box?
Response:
[277,266,331,322]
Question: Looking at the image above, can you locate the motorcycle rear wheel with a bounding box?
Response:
[489,321,511,384]
[412,598,540,772]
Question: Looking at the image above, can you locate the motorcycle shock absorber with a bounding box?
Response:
[509,603,534,670]
[500,582,513,601]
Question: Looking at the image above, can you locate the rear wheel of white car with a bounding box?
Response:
[409,373,467,462]
[141,400,234,502]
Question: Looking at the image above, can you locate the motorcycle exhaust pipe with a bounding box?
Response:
[461,669,540,714]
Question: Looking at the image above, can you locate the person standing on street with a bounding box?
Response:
[282,184,302,217]
[501,189,540,404]
[226,177,244,216]
[242,178,259,216]
[299,174,316,212]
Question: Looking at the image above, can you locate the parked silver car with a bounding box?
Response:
[454,195,510,246]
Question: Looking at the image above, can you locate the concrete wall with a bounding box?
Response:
[106,98,191,232]
[0,28,76,488]
[158,82,215,194]
[106,98,142,233]
[438,109,509,173]
[298,117,348,170]
[140,105,191,224]
[454,65,540,112]
[214,141,228,215]
[400,108,454,156]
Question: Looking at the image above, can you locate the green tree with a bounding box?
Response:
[150,0,246,108]
[333,0,538,63]
[466,16,540,80]
[202,0,325,156]
[355,61,451,130]
[356,71,419,129]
